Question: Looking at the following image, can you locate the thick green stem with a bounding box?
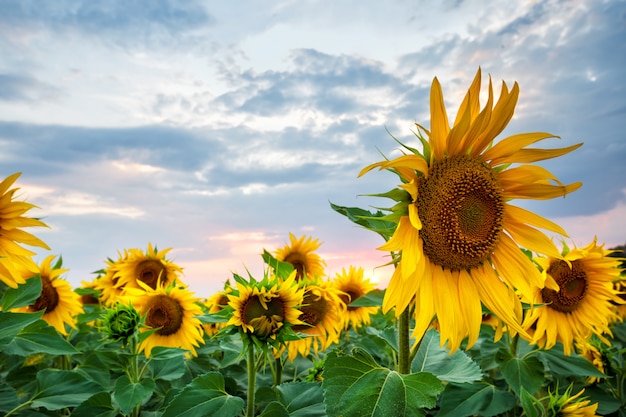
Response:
[274,357,283,386]
[246,344,257,417]
[398,307,411,374]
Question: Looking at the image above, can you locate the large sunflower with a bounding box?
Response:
[0,172,50,288]
[275,233,326,280]
[522,238,623,355]
[13,255,83,335]
[283,279,345,361]
[227,271,304,343]
[331,266,378,330]
[359,68,582,351]
[114,243,185,291]
[127,281,205,357]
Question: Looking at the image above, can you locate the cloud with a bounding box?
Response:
[0,73,61,102]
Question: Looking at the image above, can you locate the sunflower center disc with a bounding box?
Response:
[338,289,362,311]
[243,295,285,337]
[135,260,167,289]
[417,154,504,271]
[542,259,588,313]
[293,290,327,331]
[145,294,184,336]
[283,253,306,280]
[31,275,60,313]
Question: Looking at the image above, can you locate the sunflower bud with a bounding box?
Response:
[102,303,141,346]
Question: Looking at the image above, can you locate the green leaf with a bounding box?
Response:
[150,353,186,381]
[113,375,156,415]
[259,401,290,417]
[322,349,442,417]
[0,276,42,310]
[31,369,102,410]
[499,354,544,396]
[519,387,542,417]
[276,382,326,417]
[3,319,79,356]
[0,311,43,347]
[262,250,294,279]
[0,383,19,413]
[70,392,117,417]
[329,202,397,239]
[161,372,244,417]
[437,383,517,417]
[412,329,483,383]
[535,349,606,378]
[349,289,385,307]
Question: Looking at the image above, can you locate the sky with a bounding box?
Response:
[1,0,624,298]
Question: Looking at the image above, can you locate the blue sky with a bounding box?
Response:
[1,0,624,296]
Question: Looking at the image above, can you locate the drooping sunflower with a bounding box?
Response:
[359,68,582,351]
[522,238,623,355]
[0,172,50,288]
[331,266,378,330]
[547,386,599,417]
[114,243,185,291]
[283,279,345,361]
[126,281,205,357]
[275,233,326,280]
[13,255,83,335]
[226,271,304,343]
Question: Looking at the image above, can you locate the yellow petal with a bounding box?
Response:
[429,77,450,161]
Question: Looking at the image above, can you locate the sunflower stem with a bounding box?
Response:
[274,357,283,386]
[246,343,257,417]
[398,307,411,374]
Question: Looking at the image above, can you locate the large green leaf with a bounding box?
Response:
[412,329,483,383]
[70,392,118,417]
[322,349,442,417]
[0,276,41,310]
[3,319,79,356]
[437,383,516,417]
[499,354,544,396]
[113,375,156,415]
[535,349,606,378]
[31,369,102,410]
[161,372,244,417]
[276,382,326,417]
[259,401,290,417]
[149,346,187,381]
[0,311,43,347]
[0,383,19,413]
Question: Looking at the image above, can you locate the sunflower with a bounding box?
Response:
[359,68,582,351]
[92,249,130,307]
[202,282,233,336]
[126,281,205,357]
[13,255,83,335]
[226,271,304,343]
[275,233,326,280]
[114,243,185,291]
[522,238,623,355]
[283,279,345,361]
[575,339,606,384]
[547,387,599,417]
[332,266,378,330]
[0,172,50,288]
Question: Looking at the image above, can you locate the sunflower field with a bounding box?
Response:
[1,69,625,417]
